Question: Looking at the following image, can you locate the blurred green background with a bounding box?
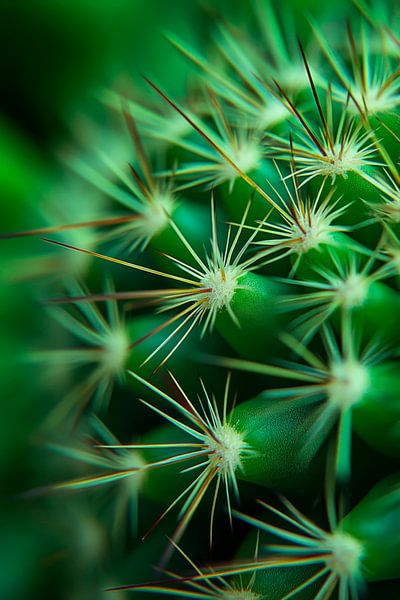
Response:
[0,1,355,599]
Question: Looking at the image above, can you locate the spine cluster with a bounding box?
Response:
[5,1,400,598]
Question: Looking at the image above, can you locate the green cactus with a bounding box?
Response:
[3,0,400,597]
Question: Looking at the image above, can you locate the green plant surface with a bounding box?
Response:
[1,1,399,599]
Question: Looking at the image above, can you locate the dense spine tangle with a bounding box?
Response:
[4,1,400,597]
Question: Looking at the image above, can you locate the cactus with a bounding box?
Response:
[4,0,400,597]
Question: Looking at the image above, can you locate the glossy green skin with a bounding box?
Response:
[139,391,326,507]
[293,231,370,281]
[291,235,400,343]
[216,272,290,360]
[229,393,324,493]
[231,563,320,599]
[235,525,320,599]
[320,278,400,359]
[340,473,400,581]
[245,566,320,599]
[352,363,400,459]
[350,281,400,343]
[369,113,400,162]
[334,166,380,207]
[310,166,380,225]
